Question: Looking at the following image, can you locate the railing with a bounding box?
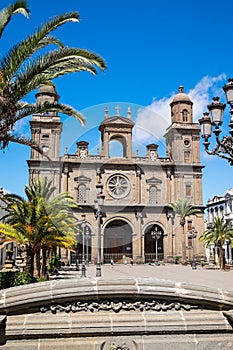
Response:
[144,253,164,264]
[104,254,132,264]
[71,253,163,265]
[70,254,91,265]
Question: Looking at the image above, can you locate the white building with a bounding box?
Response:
[206,189,233,264]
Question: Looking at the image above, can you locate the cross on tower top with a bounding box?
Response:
[127,107,131,119]
[115,105,120,116]
[178,86,184,93]
[104,106,109,119]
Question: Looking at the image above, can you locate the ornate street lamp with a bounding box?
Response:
[188,226,197,269]
[95,182,105,277]
[199,78,233,165]
[151,226,162,265]
[81,213,87,278]
[85,227,90,266]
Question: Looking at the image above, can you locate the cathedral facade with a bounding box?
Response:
[28,85,205,264]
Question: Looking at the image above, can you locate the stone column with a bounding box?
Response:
[101,232,104,264]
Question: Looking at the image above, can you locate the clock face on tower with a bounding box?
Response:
[42,145,49,153]
[107,174,130,199]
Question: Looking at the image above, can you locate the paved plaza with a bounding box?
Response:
[59,263,233,292]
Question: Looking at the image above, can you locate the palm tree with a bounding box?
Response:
[0,178,78,277]
[199,217,233,270]
[169,198,201,262]
[0,1,107,151]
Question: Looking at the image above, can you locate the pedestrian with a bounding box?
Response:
[130,258,133,267]
[110,258,114,267]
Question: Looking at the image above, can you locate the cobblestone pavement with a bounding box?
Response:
[59,263,233,291]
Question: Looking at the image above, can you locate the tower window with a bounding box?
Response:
[188,236,193,247]
[187,220,192,231]
[184,150,190,163]
[42,134,49,139]
[186,184,192,197]
[182,109,188,122]
[149,185,157,204]
[77,184,87,203]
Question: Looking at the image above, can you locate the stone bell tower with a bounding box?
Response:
[27,85,62,193]
[164,86,204,257]
[98,106,135,158]
[164,86,203,203]
[164,86,202,180]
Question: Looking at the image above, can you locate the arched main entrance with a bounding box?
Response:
[104,219,132,263]
[144,224,164,263]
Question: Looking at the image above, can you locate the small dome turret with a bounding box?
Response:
[170,86,192,106]
[170,86,193,124]
[36,84,60,106]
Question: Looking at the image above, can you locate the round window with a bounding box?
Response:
[107,174,130,199]
[184,139,190,147]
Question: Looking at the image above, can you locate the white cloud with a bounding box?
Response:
[134,73,226,144]
[189,73,226,122]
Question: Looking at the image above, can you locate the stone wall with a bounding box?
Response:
[0,278,233,349]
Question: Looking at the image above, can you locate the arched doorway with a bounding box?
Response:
[144,224,164,263]
[104,219,132,263]
[71,225,92,266]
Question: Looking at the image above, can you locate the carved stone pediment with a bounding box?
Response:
[101,116,134,125]
[74,175,91,183]
[146,176,162,185]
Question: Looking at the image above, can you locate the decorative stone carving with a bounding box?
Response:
[101,339,133,350]
[40,299,197,314]
[107,174,130,199]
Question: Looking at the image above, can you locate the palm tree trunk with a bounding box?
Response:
[41,246,50,278]
[34,249,41,278]
[25,245,34,277]
[219,247,224,270]
[181,223,186,262]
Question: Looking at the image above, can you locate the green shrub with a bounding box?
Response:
[0,271,15,289]
[48,254,60,273]
[36,277,47,282]
[0,271,36,289]
[13,272,36,286]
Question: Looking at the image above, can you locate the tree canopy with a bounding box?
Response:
[0,0,107,151]
[170,198,201,261]
[0,178,79,277]
[199,217,233,270]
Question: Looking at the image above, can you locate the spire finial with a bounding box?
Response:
[115,105,120,116]
[104,106,108,119]
[127,107,131,119]
[178,86,184,93]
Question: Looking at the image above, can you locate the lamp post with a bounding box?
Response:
[151,226,162,265]
[85,227,90,266]
[95,182,105,277]
[188,226,197,269]
[199,78,233,164]
[81,213,86,278]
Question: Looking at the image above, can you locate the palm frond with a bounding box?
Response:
[8,133,51,161]
[14,102,85,126]
[0,1,30,39]
[12,48,106,100]
[0,12,80,81]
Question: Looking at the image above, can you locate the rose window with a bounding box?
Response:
[107,174,130,199]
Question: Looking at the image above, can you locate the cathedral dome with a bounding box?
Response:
[172,86,190,102]
[38,84,58,95]
[170,86,192,106]
[36,84,60,104]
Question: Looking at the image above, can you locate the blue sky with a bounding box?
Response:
[1,0,233,205]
